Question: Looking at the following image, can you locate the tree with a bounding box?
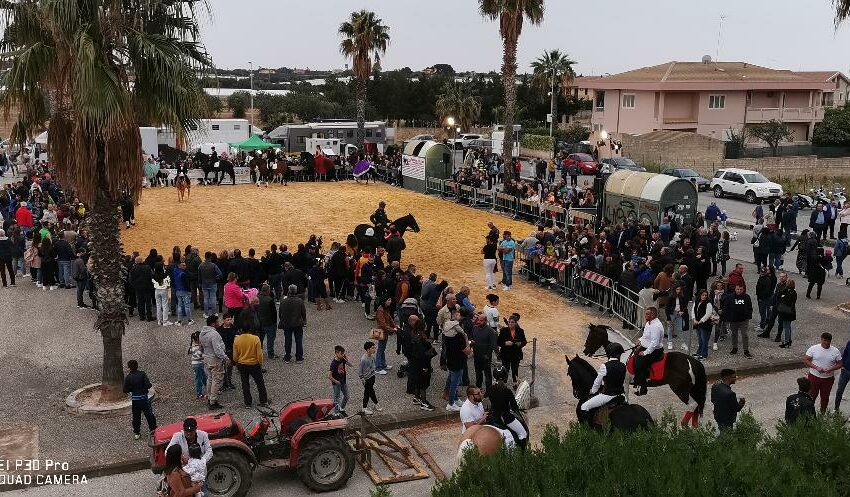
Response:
[812,105,850,146]
[338,10,390,150]
[479,0,545,182]
[726,127,748,158]
[203,93,223,118]
[1,0,210,394]
[748,120,792,156]
[432,63,456,76]
[435,80,482,132]
[562,123,589,143]
[530,49,576,135]
[227,91,251,119]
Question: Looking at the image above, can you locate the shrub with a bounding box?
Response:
[520,133,554,152]
[433,413,850,497]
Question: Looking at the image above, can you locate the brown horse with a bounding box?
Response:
[176,175,190,202]
[273,157,289,185]
[583,323,706,426]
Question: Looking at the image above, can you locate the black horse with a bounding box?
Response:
[583,323,707,426]
[353,213,420,254]
[565,353,653,432]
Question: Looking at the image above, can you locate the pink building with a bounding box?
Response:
[575,61,844,143]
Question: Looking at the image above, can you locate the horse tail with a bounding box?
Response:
[690,357,707,416]
[457,438,476,464]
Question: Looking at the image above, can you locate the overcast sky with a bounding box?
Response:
[200,0,850,76]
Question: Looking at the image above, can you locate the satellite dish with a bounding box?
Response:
[702,55,712,64]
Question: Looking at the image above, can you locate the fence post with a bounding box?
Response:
[530,337,538,407]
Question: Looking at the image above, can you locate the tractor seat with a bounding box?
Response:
[287,403,319,435]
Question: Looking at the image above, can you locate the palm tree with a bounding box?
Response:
[338,10,390,150]
[435,80,482,132]
[1,0,211,394]
[837,0,850,23]
[479,0,545,181]
[530,49,576,135]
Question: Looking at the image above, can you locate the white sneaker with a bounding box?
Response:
[163,321,174,327]
[712,343,718,351]
[446,404,461,412]
[681,344,689,352]
[361,408,373,415]
[502,285,509,291]
[454,400,464,407]
[667,342,673,350]
[203,314,209,319]
[188,320,195,326]
[384,365,393,370]
[373,404,383,411]
[375,370,388,375]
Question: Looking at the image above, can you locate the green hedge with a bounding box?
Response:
[520,133,554,152]
[524,124,590,144]
[433,413,850,497]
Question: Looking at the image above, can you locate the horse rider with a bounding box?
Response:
[579,342,626,423]
[175,160,189,185]
[370,201,389,232]
[486,366,528,450]
[633,306,665,396]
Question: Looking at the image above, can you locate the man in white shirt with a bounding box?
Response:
[459,387,486,434]
[633,307,665,396]
[804,332,843,413]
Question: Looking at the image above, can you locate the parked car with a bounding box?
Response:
[601,157,646,173]
[662,167,710,191]
[409,134,435,141]
[710,167,784,203]
[563,153,599,174]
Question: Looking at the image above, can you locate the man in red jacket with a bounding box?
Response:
[15,203,33,234]
[727,263,746,293]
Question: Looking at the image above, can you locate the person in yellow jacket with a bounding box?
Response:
[232,328,269,407]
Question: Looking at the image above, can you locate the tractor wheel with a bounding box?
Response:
[297,435,355,492]
[205,449,253,497]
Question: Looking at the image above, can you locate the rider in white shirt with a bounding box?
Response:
[633,306,665,396]
[580,343,627,415]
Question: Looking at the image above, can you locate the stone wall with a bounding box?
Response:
[619,130,726,170]
[715,156,850,180]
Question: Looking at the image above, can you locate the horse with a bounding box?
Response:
[176,174,190,202]
[193,151,216,185]
[353,213,420,254]
[249,156,268,187]
[457,381,531,463]
[583,323,707,426]
[273,157,289,185]
[216,157,236,185]
[565,353,654,432]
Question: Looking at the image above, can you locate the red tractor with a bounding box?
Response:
[150,399,355,496]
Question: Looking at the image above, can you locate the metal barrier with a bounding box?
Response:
[458,184,475,204]
[610,285,643,330]
[574,270,612,310]
[425,177,443,195]
[473,188,494,209]
[516,199,539,223]
[493,192,516,216]
[443,180,458,200]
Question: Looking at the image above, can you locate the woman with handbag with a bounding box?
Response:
[374,296,397,375]
[692,290,715,360]
[161,444,202,497]
[777,280,797,348]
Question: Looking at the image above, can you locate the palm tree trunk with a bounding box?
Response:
[356,77,367,150]
[501,35,518,183]
[89,144,127,394]
[551,81,558,135]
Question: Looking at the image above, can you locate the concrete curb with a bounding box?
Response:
[0,407,457,492]
[704,358,802,381]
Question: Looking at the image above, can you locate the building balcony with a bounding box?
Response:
[745,107,824,122]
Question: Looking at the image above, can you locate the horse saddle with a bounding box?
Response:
[590,395,626,425]
[626,353,667,382]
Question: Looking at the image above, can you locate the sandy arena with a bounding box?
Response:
[122,181,594,377]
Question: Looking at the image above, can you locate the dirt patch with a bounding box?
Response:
[123,182,594,378]
[0,424,39,460]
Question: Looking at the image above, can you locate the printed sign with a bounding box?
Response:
[402,155,426,180]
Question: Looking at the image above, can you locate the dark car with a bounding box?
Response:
[601,157,646,173]
[563,153,599,174]
[662,167,710,191]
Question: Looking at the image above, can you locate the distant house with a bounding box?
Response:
[575,60,842,143]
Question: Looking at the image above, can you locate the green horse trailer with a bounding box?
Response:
[401,140,452,193]
[603,170,697,227]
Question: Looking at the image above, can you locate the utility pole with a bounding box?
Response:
[549,67,555,137]
[249,61,254,129]
[716,14,726,62]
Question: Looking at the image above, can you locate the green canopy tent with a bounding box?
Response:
[231,134,277,151]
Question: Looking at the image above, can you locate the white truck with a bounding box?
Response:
[490,124,521,157]
[305,137,360,157]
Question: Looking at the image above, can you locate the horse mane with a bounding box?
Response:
[567,355,597,394]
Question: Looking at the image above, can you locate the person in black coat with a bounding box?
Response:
[785,376,816,424]
[385,233,406,264]
[710,368,745,431]
[129,256,155,321]
[497,314,527,386]
[806,247,827,299]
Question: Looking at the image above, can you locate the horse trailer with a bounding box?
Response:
[602,170,697,227]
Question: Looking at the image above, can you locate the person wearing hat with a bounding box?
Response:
[166,417,212,465]
[579,342,626,423]
[710,368,745,431]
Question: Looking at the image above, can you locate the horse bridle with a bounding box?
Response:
[589,344,637,358]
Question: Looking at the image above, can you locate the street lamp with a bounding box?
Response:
[549,67,556,137]
[248,61,254,129]
[445,116,458,174]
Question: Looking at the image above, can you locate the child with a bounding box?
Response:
[327,345,350,416]
[122,360,156,440]
[182,443,206,497]
[188,331,207,400]
[358,341,383,415]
